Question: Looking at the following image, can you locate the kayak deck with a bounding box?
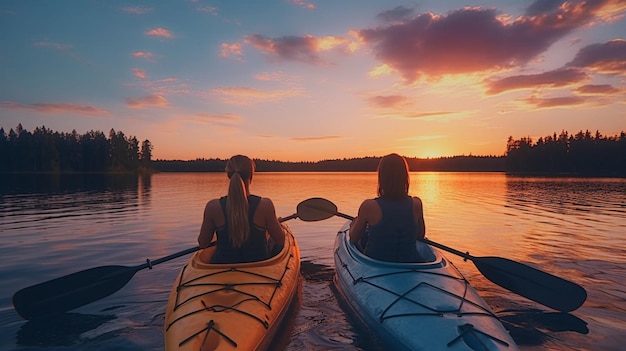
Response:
[165,229,301,351]
[334,222,519,351]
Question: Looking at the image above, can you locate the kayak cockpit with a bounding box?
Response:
[340,227,446,269]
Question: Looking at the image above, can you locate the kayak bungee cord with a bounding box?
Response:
[448,323,511,348]
[335,228,511,349]
[166,252,295,348]
[178,319,237,348]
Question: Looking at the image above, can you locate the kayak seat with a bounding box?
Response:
[415,241,437,262]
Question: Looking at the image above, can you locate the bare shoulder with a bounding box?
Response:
[361,198,378,208]
[411,196,424,211]
[358,198,380,216]
[258,197,277,214]
[205,198,221,210]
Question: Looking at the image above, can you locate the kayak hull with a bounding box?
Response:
[165,227,301,351]
[333,221,519,351]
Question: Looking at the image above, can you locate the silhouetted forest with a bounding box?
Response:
[506,130,626,176]
[153,156,506,172]
[0,124,153,173]
[2,125,624,176]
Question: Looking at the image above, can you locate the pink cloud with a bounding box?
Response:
[126,94,170,108]
[289,0,316,10]
[211,86,303,104]
[567,39,626,74]
[196,6,218,14]
[485,68,588,95]
[575,84,621,95]
[145,28,174,39]
[220,42,243,58]
[193,112,242,125]
[133,51,154,59]
[133,68,147,79]
[254,71,287,81]
[376,6,415,23]
[291,136,342,141]
[33,41,72,51]
[523,95,586,108]
[401,111,456,119]
[368,95,409,108]
[121,6,152,15]
[0,101,108,116]
[33,41,90,64]
[357,1,626,81]
[244,34,352,64]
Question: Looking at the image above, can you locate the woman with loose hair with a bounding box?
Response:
[349,153,426,262]
[198,155,285,263]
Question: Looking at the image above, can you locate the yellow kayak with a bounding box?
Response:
[164,226,301,351]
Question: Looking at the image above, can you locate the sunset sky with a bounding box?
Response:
[1,0,625,161]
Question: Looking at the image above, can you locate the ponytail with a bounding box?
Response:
[224,155,255,248]
[226,172,249,247]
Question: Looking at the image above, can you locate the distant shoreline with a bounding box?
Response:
[2,154,623,177]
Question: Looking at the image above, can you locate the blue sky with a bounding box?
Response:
[1,0,625,161]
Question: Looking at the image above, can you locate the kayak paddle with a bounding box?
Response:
[299,198,587,312]
[13,197,334,320]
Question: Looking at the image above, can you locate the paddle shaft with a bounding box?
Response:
[13,208,306,320]
[326,207,586,312]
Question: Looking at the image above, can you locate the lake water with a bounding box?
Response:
[0,172,624,351]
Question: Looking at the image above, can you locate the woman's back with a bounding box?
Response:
[211,195,269,263]
[365,197,420,262]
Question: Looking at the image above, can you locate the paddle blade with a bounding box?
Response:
[296,197,338,222]
[13,265,138,320]
[473,257,587,312]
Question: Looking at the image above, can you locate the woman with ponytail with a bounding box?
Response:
[197,155,285,263]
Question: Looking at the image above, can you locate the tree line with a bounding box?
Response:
[0,124,153,173]
[2,124,624,176]
[506,130,626,176]
[153,155,506,172]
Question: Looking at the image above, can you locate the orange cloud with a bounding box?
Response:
[212,86,303,104]
[486,68,588,95]
[0,101,108,116]
[126,94,170,108]
[145,28,174,39]
[357,1,626,81]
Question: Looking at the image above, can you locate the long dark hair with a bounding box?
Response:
[225,155,255,247]
[377,153,410,200]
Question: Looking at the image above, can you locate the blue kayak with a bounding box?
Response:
[333,221,520,351]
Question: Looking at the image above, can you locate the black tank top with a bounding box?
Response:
[364,197,420,262]
[210,195,269,263]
